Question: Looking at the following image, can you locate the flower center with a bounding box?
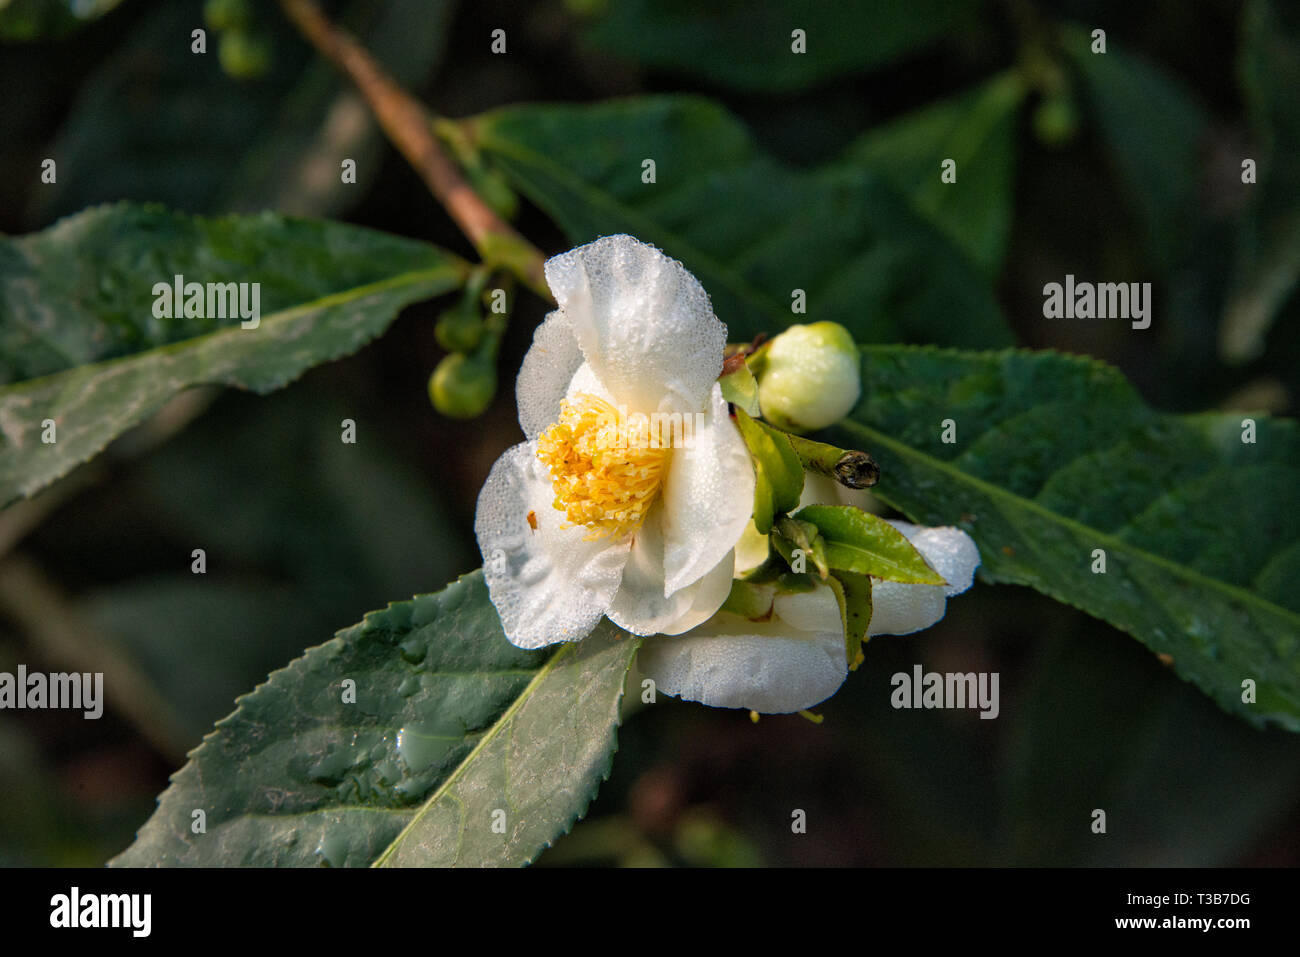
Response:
[535,393,671,540]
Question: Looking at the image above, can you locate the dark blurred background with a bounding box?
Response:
[1,0,1297,865]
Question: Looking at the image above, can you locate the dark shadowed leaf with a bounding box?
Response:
[462,96,1014,348]
[580,0,980,93]
[831,345,1300,730]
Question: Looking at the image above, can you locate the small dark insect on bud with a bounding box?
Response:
[833,451,880,489]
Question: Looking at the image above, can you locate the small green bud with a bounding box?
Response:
[219,28,271,81]
[435,302,484,354]
[757,321,860,433]
[1033,93,1078,147]
[430,353,496,419]
[204,0,250,31]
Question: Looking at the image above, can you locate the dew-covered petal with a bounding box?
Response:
[660,384,755,595]
[886,520,981,597]
[474,442,631,648]
[606,502,733,636]
[516,310,586,439]
[638,585,847,713]
[543,235,726,414]
[867,520,980,635]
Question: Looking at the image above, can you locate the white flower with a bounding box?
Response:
[475,235,755,648]
[638,477,981,713]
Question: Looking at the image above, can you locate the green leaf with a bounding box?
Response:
[34,0,454,220]
[734,408,803,534]
[1062,24,1210,270]
[580,0,979,93]
[795,503,944,584]
[830,345,1300,730]
[0,0,123,40]
[110,571,641,867]
[1221,0,1300,362]
[841,71,1026,278]
[462,95,1014,347]
[0,203,467,505]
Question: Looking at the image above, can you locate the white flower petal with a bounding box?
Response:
[866,581,948,636]
[638,584,847,713]
[516,310,586,439]
[562,360,615,405]
[867,520,980,635]
[885,520,981,597]
[660,384,755,595]
[606,504,734,636]
[659,551,736,636]
[474,442,631,648]
[544,235,726,414]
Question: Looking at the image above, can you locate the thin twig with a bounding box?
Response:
[277,0,551,301]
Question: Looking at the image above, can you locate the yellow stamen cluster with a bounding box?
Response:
[535,393,670,540]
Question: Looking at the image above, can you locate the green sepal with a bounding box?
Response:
[827,571,874,672]
[795,504,945,585]
[773,515,830,580]
[720,579,776,621]
[734,407,804,534]
[775,572,818,593]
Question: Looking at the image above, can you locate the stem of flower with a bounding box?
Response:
[785,434,880,489]
[275,0,552,303]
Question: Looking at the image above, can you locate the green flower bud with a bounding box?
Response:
[757,321,860,433]
[219,28,271,81]
[204,0,251,31]
[429,353,496,419]
[1033,93,1078,147]
[435,301,484,354]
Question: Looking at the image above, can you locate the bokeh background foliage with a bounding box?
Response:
[1,0,1298,865]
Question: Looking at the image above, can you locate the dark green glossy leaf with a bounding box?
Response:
[841,71,1025,278]
[580,0,979,93]
[110,571,641,867]
[463,96,1014,347]
[34,0,453,220]
[0,203,467,505]
[831,345,1300,730]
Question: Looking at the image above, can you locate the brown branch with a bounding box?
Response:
[277,0,551,301]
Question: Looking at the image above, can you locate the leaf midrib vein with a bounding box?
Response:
[842,419,1300,628]
[369,642,574,867]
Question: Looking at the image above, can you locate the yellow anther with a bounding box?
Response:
[535,394,671,541]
